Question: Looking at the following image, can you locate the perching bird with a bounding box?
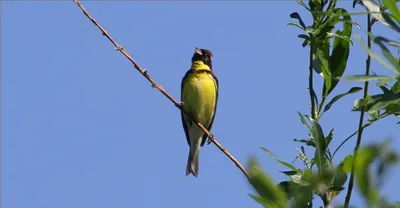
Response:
[181,48,219,177]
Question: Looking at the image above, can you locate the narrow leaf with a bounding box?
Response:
[328,9,352,94]
[248,158,287,208]
[316,48,332,96]
[341,75,392,82]
[332,163,347,196]
[384,0,400,22]
[391,79,400,93]
[342,155,353,173]
[355,35,400,75]
[325,128,335,147]
[324,87,362,112]
[362,0,389,27]
[368,93,400,113]
[280,171,304,184]
[287,22,305,31]
[310,118,327,176]
[374,36,400,72]
[261,147,300,172]
[290,12,306,29]
[355,146,380,205]
[297,0,310,11]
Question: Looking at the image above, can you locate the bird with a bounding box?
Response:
[180,47,219,177]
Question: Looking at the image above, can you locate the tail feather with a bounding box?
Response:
[186,147,200,177]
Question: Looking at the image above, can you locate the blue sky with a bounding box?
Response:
[2,1,399,208]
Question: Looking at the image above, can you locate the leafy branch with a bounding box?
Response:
[248,0,400,207]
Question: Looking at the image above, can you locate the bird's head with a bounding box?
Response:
[191,48,213,69]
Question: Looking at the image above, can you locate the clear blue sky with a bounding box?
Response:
[2,1,399,208]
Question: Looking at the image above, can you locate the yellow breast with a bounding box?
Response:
[182,72,217,126]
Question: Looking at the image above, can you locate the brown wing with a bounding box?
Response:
[200,72,219,146]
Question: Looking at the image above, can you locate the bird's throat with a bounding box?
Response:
[191,61,210,71]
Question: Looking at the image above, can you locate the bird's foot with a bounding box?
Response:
[176,102,184,109]
[207,134,215,145]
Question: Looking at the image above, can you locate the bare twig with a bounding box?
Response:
[72,0,249,179]
[343,13,372,208]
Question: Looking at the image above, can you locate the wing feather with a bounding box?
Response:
[181,70,192,146]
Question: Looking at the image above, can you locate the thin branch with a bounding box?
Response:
[332,123,370,158]
[72,0,249,179]
[309,44,317,119]
[343,14,372,208]
[333,113,388,158]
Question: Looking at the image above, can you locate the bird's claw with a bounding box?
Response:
[207,134,214,145]
[177,102,184,109]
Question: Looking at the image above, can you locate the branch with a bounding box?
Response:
[72,0,249,179]
[343,13,372,208]
[309,43,317,119]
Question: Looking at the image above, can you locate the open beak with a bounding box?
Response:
[194,47,202,55]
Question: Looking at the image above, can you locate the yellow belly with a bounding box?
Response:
[182,73,217,126]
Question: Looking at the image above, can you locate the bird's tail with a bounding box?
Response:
[186,146,200,177]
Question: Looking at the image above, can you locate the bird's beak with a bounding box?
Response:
[194,47,202,55]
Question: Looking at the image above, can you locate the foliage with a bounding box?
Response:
[247,0,400,207]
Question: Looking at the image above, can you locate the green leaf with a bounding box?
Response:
[248,158,287,208]
[290,12,306,29]
[368,93,400,113]
[325,128,334,147]
[329,186,345,192]
[312,47,324,76]
[294,138,315,147]
[277,181,295,200]
[384,0,400,22]
[280,171,305,185]
[386,102,400,114]
[362,0,389,27]
[355,146,380,205]
[287,22,305,31]
[327,8,352,95]
[381,12,400,33]
[249,194,270,208]
[374,36,400,72]
[353,97,370,111]
[324,87,363,112]
[391,79,400,93]
[261,147,300,172]
[297,111,311,129]
[341,75,392,82]
[380,85,392,94]
[298,34,309,40]
[293,186,314,208]
[377,76,396,86]
[309,118,327,176]
[328,32,353,44]
[301,168,315,183]
[316,48,332,96]
[342,155,353,173]
[355,34,400,75]
[332,163,347,196]
[297,0,310,11]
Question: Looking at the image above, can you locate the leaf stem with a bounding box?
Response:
[343,14,372,208]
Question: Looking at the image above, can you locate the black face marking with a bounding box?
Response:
[191,48,213,69]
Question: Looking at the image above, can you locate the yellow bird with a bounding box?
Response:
[181,48,219,177]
